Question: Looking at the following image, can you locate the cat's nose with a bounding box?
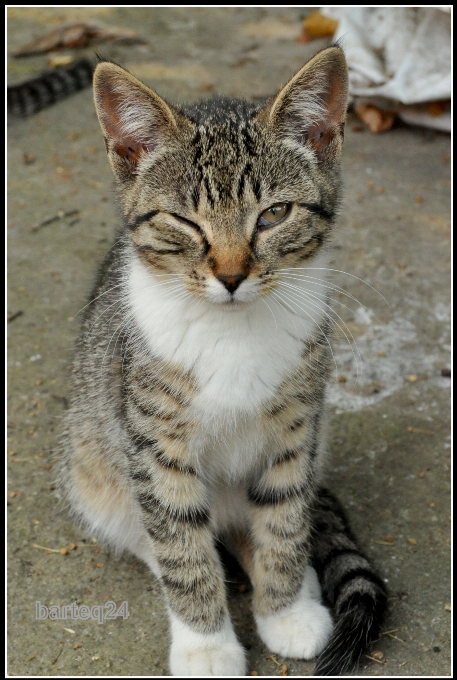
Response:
[217,273,247,294]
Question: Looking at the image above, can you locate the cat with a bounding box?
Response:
[57,45,387,676]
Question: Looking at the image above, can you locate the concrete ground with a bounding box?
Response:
[7,8,451,677]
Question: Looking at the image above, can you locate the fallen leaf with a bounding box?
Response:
[300,11,338,42]
[428,100,450,116]
[355,103,395,133]
[14,22,138,56]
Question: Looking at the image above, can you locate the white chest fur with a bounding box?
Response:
[127,255,329,478]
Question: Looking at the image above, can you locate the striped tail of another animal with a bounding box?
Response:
[7,58,94,118]
[311,488,388,676]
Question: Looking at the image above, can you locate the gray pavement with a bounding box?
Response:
[7,8,451,677]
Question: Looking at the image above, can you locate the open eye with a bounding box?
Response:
[256,203,290,229]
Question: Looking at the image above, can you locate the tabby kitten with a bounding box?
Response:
[58,46,387,676]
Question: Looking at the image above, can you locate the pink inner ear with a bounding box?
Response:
[112,138,158,164]
[308,121,327,145]
[113,137,143,164]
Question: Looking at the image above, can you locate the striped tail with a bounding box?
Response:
[7,58,94,118]
[310,488,388,676]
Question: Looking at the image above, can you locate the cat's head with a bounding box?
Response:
[93,47,348,306]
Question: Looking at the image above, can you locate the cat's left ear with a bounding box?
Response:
[258,46,348,160]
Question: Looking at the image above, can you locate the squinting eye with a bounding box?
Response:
[256,203,290,229]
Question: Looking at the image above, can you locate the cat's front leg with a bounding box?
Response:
[247,448,333,660]
[128,441,245,676]
[124,356,246,676]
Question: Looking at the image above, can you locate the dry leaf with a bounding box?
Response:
[355,103,395,133]
[300,11,338,42]
[428,100,450,117]
[14,22,137,56]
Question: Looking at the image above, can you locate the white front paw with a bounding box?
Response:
[169,612,246,676]
[255,566,333,659]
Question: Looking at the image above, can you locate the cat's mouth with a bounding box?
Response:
[204,276,260,306]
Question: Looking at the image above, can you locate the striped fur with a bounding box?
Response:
[57,47,387,676]
[7,58,94,118]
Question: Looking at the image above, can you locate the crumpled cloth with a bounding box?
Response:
[321,7,451,131]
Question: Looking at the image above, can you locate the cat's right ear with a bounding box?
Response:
[93,62,178,181]
[258,46,348,161]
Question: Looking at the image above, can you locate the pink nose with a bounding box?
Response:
[217,273,247,294]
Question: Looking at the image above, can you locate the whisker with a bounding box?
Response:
[261,296,278,332]
[75,281,125,317]
[271,287,339,375]
[279,281,363,385]
[278,273,383,325]
[279,267,390,308]
[104,285,193,365]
